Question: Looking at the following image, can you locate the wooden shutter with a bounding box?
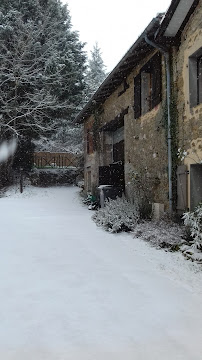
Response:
[177,165,187,213]
[190,164,202,210]
[197,56,202,105]
[134,73,141,119]
[151,52,162,109]
[141,71,152,115]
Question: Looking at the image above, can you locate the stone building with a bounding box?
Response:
[171,0,202,211]
[76,0,201,214]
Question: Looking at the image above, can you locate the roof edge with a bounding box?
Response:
[75,16,162,124]
[155,0,200,40]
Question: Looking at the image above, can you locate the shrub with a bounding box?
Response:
[29,168,79,187]
[133,219,185,250]
[183,203,202,250]
[92,196,139,233]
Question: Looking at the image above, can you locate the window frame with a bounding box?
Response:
[197,55,202,106]
[134,52,162,119]
[189,47,202,108]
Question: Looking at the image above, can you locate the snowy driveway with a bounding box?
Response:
[0,186,202,360]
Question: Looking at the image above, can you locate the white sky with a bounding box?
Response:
[61,0,172,71]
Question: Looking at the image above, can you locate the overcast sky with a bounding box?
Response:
[61,0,172,71]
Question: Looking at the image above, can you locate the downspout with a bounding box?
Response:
[145,34,172,213]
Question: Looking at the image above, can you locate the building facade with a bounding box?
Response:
[76,0,201,214]
[174,0,202,211]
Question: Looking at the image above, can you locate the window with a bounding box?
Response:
[118,79,129,97]
[189,48,202,108]
[86,129,93,154]
[112,126,124,163]
[190,164,202,210]
[141,71,152,115]
[134,52,162,119]
[198,56,202,105]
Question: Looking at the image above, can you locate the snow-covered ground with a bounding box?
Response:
[0,185,202,360]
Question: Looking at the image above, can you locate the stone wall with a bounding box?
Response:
[83,2,202,211]
[124,103,168,207]
[84,49,169,209]
[124,54,168,208]
[175,0,202,209]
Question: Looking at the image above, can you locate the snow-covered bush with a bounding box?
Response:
[92,196,139,233]
[133,220,185,251]
[183,203,202,250]
[29,168,79,187]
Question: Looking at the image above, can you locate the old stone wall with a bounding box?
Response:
[124,103,168,207]
[83,1,202,210]
[124,54,168,208]
[174,0,202,209]
[84,49,169,208]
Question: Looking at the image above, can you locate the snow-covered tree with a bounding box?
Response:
[85,42,107,101]
[0,0,86,154]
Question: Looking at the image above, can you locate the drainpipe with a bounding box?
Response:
[145,34,172,214]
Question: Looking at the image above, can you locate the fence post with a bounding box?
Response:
[20,167,23,193]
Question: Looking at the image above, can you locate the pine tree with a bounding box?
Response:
[0,0,86,156]
[85,42,107,101]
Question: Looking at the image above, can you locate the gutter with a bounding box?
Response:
[144,34,173,214]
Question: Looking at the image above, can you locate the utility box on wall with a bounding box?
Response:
[152,203,165,220]
[98,185,122,208]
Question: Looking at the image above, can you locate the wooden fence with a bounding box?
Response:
[33,152,81,168]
